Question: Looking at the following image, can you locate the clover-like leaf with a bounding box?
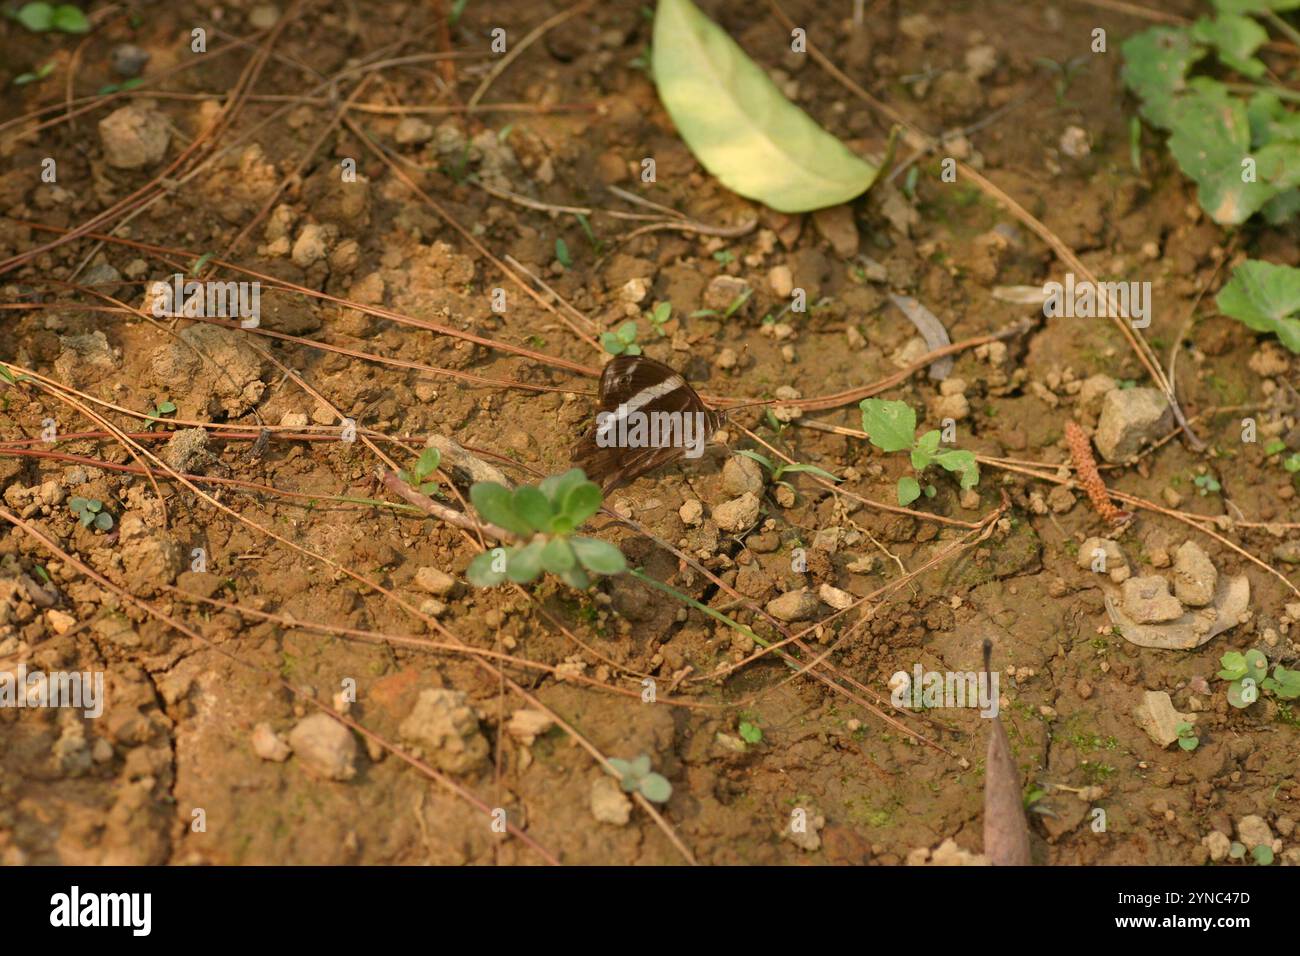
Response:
[570,536,627,575]
[1244,648,1269,682]
[860,399,917,453]
[469,482,535,537]
[1227,677,1258,708]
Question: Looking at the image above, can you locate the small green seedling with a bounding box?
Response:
[1285,453,1300,474]
[738,720,762,745]
[1252,844,1274,866]
[1193,473,1221,496]
[11,2,90,33]
[734,449,839,493]
[397,446,441,496]
[1175,721,1199,752]
[145,399,177,429]
[466,468,626,589]
[1261,663,1300,700]
[647,301,672,337]
[859,398,980,506]
[69,497,113,532]
[554,237,572,268]
[14,61,55,86]
[1034,54,1090,108]
[607,754,672,803]
[600,320,641,356]
[1218,649,1267,708]
[712,249,735,265]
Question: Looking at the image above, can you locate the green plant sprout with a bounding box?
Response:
[145,399,177,430]
[466,469,626,589]
[69,497,113,532]
[1034,55,1090,108]
[1219,649,1268,708]
[1175,721,1199,752]
[647,301,672,337]
[600,320,641,356]
[397,447,441,496]
[738,720,763,744]
[11,2,90,33]
[607,754,672,803]
[859,398,980,506]
[14,61,55,86]
[734,449,839,492]
[1285,453,1300,473]
[1193,473,1221,496]
[554,237,572,268]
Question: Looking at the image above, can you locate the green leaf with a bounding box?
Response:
[616,320,638,343]
[555,237,571,268]
[1247,93,1300,149]
[1213,0,1300,12]
[1262,664,1300,699]
[607,758,632,777]
[469,482,535,537]
[414,446,441,479]
[859,399,916,453]
[1217,651,1248,680]
[651,301,671,325]
[79,511,94,528]
[1166,83,1300,224]
[651,0,884,212]
[638,772,673,803]
[466,549,509,587]
[93,512,113,531]
[932,449,980,489]
[897,476,921,506]
[1120,26,1207,129]
[1217,260,1300,353]
[1227,677,1258,708]
[1252,844,1274,865]
[1244,648,1269,682]
[558,565,591,590]
[1178,735,1199,751]
[15,2,55,31]
[630,754,651,777]
[570,536,627,575]
[50,4,89,32]
[511,486,555,533]
[560,481,603,526]
[601,332,626,355]
[738,721,762,744]
[539,537,576,574]
[538,469,588,507]
[775,462,840,482]
[68,496,88,512]
[1190,14,1267,77]
[506,540,545,583]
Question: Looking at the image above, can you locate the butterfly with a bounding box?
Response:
[572,354,727,491]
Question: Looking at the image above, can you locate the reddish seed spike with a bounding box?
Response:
[1065,421,1130,526]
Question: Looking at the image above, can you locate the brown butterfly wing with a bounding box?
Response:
[571,355,724,491]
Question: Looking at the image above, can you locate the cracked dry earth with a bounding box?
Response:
[2,0,1300,866]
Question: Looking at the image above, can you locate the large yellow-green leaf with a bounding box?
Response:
[652,0,883,213]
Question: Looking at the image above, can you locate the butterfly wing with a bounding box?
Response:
[571,356,724,491]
